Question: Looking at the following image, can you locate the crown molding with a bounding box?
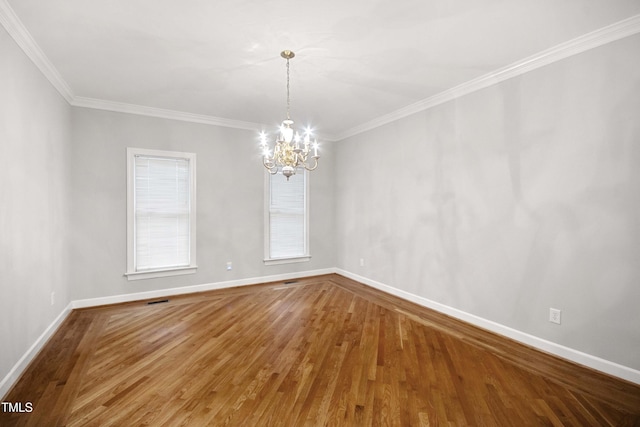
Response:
[0,0,261,132]
[0,0,74,103]
[72,96,340,141]
[334,13,640,141]
[3,1,639,137]
[71,97,265,132]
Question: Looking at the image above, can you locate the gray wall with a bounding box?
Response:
[335,34,640,370]
[69,108,335,301]
[2,18,639,392]
[0,27,72,384]
[1,24,335,389]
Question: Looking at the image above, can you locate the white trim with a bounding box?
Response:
[0,0,74,103]
[2,2,639,139]
[333,14,640,141]
[263,172,270,260]
[264,169,310,263]
[0,269,334,399]
[264,256,311,266]
[126,148,197,279]
[124,266,198,281]
[72,97,264,132]
[72,268,335,309]
[0,302,73,399]
[2,267,639,400]
[334,268,640,385]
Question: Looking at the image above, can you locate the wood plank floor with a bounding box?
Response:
[2,274,639,426]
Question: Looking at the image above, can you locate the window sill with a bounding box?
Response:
[125,266,197,281]
[264,256,311,266]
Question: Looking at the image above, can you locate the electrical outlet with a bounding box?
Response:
[549,308,561,324]
[359,258,365,267]
[50,291,55,306]
[226,261,232,271]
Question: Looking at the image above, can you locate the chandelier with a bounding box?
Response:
[260,50,319,180]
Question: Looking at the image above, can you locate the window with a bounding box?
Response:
[126,148,197,280]
[264,170,310,264]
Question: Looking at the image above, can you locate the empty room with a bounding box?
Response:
[1,0,640,425]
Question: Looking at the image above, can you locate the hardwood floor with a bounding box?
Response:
[2,274,639,426]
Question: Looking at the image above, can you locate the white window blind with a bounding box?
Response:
[126,148,196,279]
[268,171,308,260]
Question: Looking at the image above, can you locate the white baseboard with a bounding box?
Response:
[71,268,335,309]
[0,302,74,399]
[335,268,640,385]
[1,268,333,399]
[3,266,638,400]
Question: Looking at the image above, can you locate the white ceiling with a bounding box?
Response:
[5,0,640,139]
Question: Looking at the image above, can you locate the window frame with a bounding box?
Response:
[264,169,311,265]
[125,147,197,280]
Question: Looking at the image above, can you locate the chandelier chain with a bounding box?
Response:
[286,57,291,120]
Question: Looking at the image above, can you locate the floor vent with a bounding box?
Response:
[284,280,298,285]
[146,299,169,305]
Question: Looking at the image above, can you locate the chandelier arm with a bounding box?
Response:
[263,158,278,173]
[302,157,319,171]
[263,157,276,169]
